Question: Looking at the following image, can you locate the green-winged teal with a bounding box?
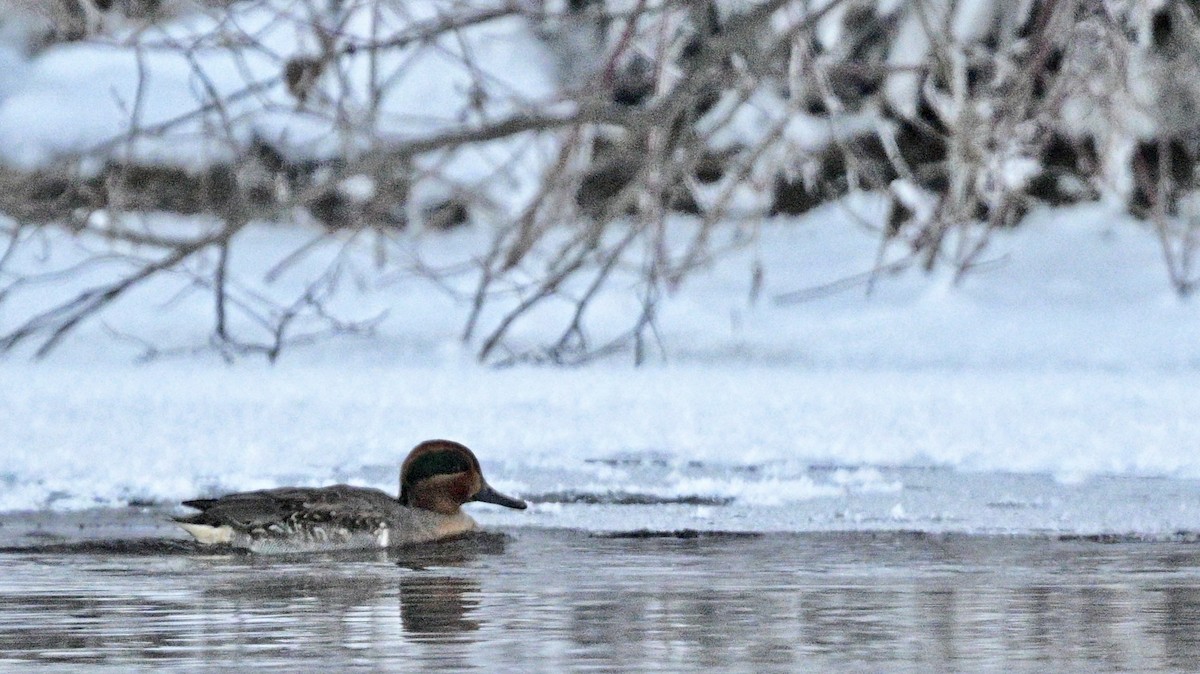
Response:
[175,439,526,553]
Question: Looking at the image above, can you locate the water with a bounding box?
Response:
[2,528,1200,672]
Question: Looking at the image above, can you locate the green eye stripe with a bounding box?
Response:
[406,450,471,483]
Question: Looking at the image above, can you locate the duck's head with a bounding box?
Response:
[399,439,527,515]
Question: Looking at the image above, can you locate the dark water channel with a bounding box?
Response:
[2,529,1200,672]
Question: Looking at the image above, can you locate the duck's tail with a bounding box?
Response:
[174,520,235,545]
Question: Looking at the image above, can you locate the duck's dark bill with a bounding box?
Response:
[473,484,527,510]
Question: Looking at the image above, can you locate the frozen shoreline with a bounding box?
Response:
[5,364,1200,533]
[3,431,1200,540]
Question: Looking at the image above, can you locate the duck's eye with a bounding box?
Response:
[406,450,472,483]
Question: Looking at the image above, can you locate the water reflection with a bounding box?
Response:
[0,533,1198,671]
[1156,586,1200,668]
[400,575,481,638]
[389,531,508,571]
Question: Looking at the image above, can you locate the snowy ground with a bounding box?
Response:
[3,198,1200,536]
[7,366,1200,536]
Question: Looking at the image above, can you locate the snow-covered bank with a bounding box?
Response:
[2,365,1199,534]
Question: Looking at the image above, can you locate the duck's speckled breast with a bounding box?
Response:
[234,508,478,554]
[238,527,391,554]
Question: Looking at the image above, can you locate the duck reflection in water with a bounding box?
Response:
[391,532,507,641]
[400,575,482,639]
[389,530,509,571]
[185,530,504,655]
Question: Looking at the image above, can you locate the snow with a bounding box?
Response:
[2,197,1200,535]
[3,363,1200,535]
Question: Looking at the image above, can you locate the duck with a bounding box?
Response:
[174,439,526,553]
